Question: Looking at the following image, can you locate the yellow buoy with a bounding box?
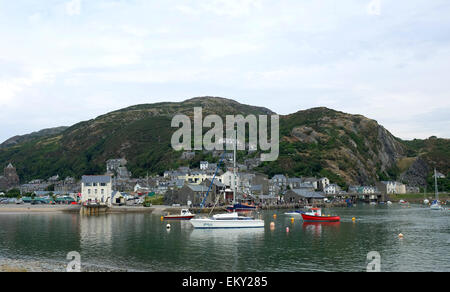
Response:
[273,214,277,219]
[291,218,295,223]
[161,216,164,221]
[352,217,356,221]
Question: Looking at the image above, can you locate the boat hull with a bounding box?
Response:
[301,214,340,222]
[163,215,195,220]
[190,218,265,229]
[284,211,304,217]
[226,204,257,212]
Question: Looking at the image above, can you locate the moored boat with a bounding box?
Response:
[301,208,340,222]
[226,202,257,212]
[430,169,443,210]
[190,131,265,230]
[190,212,264,229]
[164,209,195,220]
[284,210,305,217]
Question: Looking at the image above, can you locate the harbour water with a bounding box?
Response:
[0,205,449,272]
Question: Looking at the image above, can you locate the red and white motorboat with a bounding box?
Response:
[164,209,195,220]
[301,208,340,222]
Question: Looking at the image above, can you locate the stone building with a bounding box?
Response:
[0,163,20,190]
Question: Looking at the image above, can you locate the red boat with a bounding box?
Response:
[301,208,340,222]
[163,209,195,220]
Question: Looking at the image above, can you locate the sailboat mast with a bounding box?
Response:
[434,168,438,200]
[233,130,237,205]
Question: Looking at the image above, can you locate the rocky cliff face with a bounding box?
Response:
[258,107,407,186]
[400,158,429,187]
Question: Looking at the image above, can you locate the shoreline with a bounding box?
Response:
[0,197,448,215]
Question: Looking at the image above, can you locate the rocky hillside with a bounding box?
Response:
[0,97,448,189]
[257,108,406,187]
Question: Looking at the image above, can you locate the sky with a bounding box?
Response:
[0,0,449,143]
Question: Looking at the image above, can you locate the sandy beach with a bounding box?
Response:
[0,204,81,213]
[0,204,156,214]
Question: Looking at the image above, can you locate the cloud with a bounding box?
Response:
[66,0,82,16]
[1,0,450,142]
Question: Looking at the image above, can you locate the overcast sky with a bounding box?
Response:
[1,0,449,143]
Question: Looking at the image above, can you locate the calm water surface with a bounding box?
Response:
[0,205,449,272]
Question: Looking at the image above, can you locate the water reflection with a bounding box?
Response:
[1,206,449,272]
[189,228,265,244]
[302,222,340,238]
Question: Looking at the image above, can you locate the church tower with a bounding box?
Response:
[4,163,20,187]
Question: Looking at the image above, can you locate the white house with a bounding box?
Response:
[200,161,209,170]
[81,175,113,206]
[377,181,406,195]
[324,184,341,195]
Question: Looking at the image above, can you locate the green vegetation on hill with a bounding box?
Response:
[0,97,448,188]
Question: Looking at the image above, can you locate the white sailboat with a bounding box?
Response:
[190,131,265,229]
[430,168,442,210]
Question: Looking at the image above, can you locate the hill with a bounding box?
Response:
[0,97,448,189]
[0,127,69,149]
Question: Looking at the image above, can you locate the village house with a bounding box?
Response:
[324,184,341,195]
[376,181,406,195]
[80,175,113,206]
[301,177,319,190]
[284,189,326,204]
[54,177,80,194]
[348,185,378,194]
[288,177,302,189]
[271,174,288,190]
[200,161,209,170]
[164,183,218,207]
[317,177,330,191]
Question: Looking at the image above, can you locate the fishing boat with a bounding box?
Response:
[301,208,340,222]
[190,131,265,229]
[430,168,442,210]
[164,209,195,220]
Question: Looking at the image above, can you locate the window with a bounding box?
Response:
[100,183,106,186]
[101,189,104,195]
[95,189,98,194]
[88,189,91,195]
